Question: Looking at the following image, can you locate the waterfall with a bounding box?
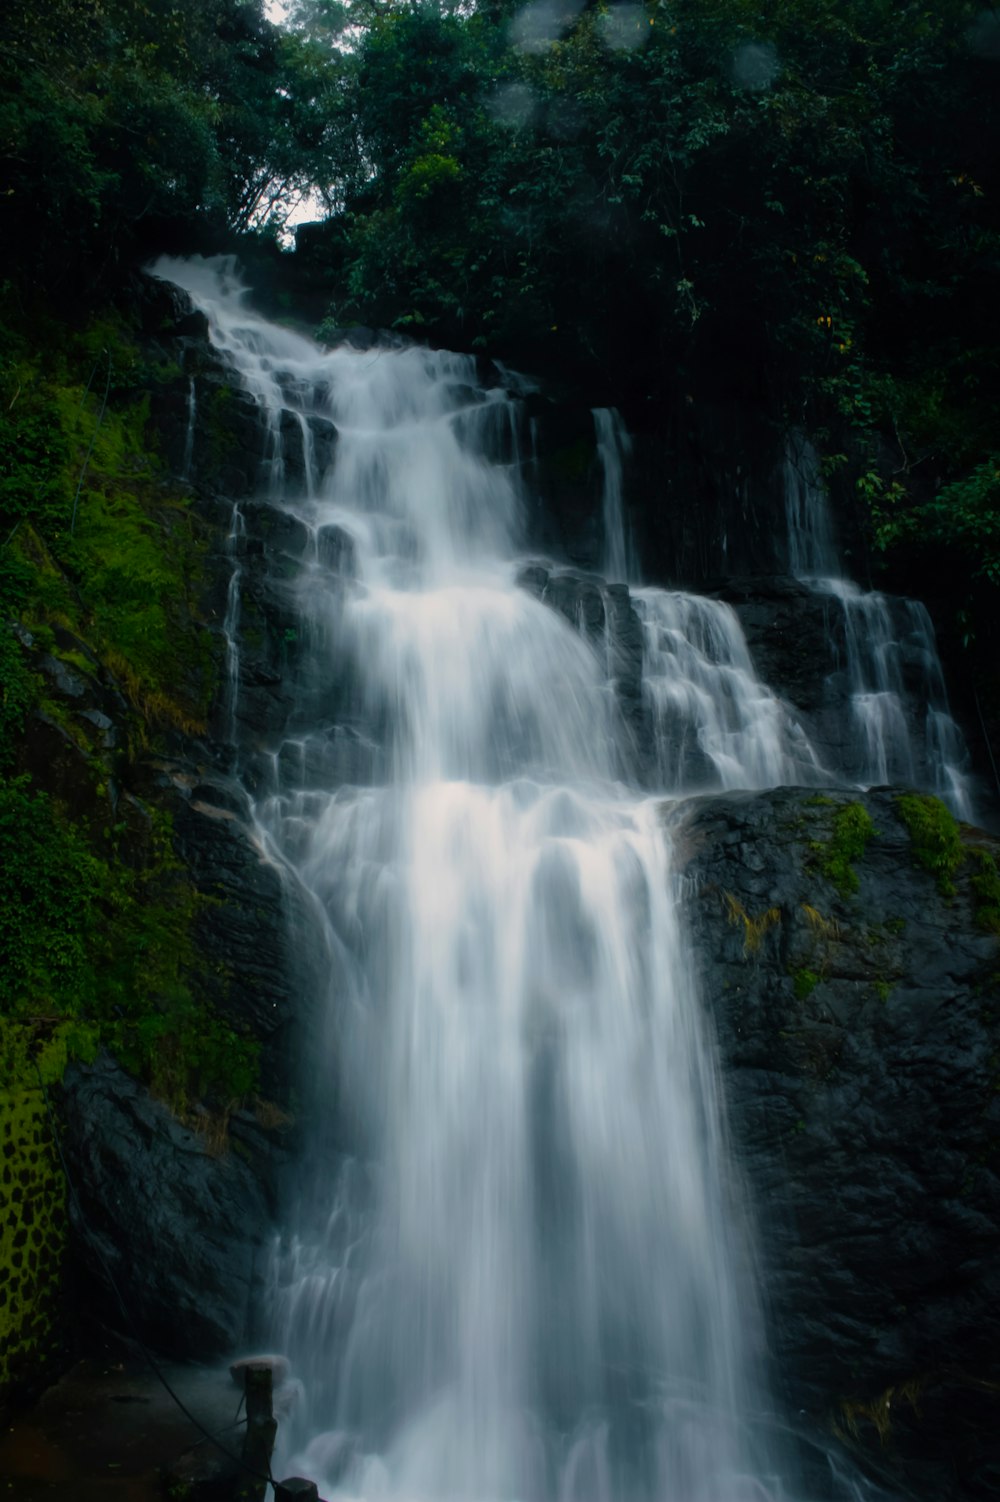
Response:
[783,440,838,580]
[153,257,892,1502]
[181,375,197,481]
[222,501,245,746]
[594,411,822,790]
[594,407,633,583]
[784,437,972,816]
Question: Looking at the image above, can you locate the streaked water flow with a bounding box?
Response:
[635,589,827,793]
[784,437,971,815]
[154,257,891,1502]
[594,406,633,583]
[222,501,245,745]
[594,411,820,792]
[181,374,196,480]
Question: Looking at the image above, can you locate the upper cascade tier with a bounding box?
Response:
[156,256,975,814]
[783,436,972,817]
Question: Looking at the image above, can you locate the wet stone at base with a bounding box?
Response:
[275,1481,321,1502]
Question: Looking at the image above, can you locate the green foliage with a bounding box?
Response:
[815,802,877,897]
[0,779,108,1013]
[969,849,1000,934]
[0,319,216,731]
[896,793,965,897]
[0,625,39,772]
[0,1014,98,1095]
[0,779,257,1109]
[295,0,994,384]
[0,0,341,296]
[876,459,1000,586]
[0,306,249,1115]
[0,358,69,524]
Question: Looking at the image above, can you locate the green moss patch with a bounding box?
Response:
[793,968,820,1001]
[896,793,965,897]
[815,802,877,897]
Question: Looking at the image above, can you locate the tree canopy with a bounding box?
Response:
[0,0,344,295]
[1,0,999,1108]
[2,0,999,680]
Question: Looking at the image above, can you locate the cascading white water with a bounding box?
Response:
[635,590,826,793]
[783,443,839,582]
[784,438,972,816]
[153,257,886,1502]
[593,410,822,790]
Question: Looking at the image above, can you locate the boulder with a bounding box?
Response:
[59,1055,271,1358]
[677,786,1000,1498]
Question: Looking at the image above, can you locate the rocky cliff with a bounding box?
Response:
[3,272,998,1501]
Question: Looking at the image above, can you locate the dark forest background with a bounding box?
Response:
[2,0,999,1102]
[4,0,1000,671]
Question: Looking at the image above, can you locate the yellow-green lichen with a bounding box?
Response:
[0,1071,67,1395]
[724,892,781,955]
[838,1377,925,1446]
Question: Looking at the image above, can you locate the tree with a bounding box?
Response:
[0,0,347,295]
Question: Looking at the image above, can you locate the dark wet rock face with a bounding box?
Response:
[678,787,1000,1499]
[516,563,649,768]
[59,1056,270,1357]
[316,523,355,576]
[715,576,835,716]
[137,760,313,1101]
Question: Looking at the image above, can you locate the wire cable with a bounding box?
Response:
[34,1058,279,1494]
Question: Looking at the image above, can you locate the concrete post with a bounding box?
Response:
[236,1363,277,1502]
